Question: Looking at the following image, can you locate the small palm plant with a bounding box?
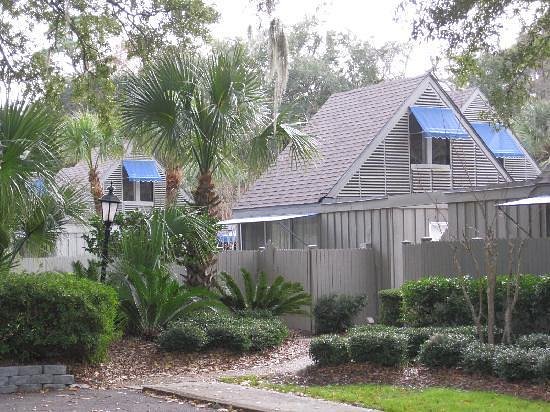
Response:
[215,269,311,316]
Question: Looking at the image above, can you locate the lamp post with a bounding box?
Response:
[100,184,121,282]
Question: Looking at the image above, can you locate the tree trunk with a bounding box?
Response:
[193,171,220,217]
[486,239,497,344]
[166,166,183,206]
[89,167,103,215]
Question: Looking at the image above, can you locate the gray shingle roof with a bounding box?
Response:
[447,87,477,109]
[235,74,429,210]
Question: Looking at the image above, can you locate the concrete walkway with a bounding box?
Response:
[144,381,377,412]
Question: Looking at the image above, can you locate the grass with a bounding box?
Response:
[220,376,550,412]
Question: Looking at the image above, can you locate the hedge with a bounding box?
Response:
[378,289,403,326]
[348,330,407,366]
[0,273,119,363]
[160,311,289,353]
[310,335,350,366]
[400,275,550,334]
[314,294,367,334]
[418,333,474,368]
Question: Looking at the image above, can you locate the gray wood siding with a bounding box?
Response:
[338,84,505,197]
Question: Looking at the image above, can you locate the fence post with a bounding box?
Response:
[307,244,317,332]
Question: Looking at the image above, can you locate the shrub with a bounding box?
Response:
[207,323,252,352]
[493,346,539,381]
[314,294,367,334]
[310,335,350,366]
[348,331,407,366]
[461,342,496,375]
[0,273,119,363]
[378,289,403,326]
[162,311,289,353]
[157,323,208,352]
[215,269,311,316]
[400,275,550,334]
[418,334,472,368]
[535,349,550,380]
[516,334,550,349]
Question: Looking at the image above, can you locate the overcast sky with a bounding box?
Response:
[208,0,523,77]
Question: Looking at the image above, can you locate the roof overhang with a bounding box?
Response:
[220,212,318,225]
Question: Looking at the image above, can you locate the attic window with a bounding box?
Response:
[409,106,468,165]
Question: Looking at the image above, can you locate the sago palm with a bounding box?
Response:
[216,269,311,316]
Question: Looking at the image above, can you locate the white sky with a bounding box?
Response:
[208,0,524,77]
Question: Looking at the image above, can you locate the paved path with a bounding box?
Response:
[145,381,377,412]
[0,388,216,412]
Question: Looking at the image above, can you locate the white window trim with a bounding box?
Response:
[123,180,154,203]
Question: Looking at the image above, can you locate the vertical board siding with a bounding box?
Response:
[215,247,377,331]
[403,238,550,280]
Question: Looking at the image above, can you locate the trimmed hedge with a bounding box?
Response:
[348,331,407,366]
[314,294,367,334]
[310,335,350,366]
[418,334,473,368]
[0,273,119,363]
[160,311,289,353]
[400,275,550,335]
[493,346,539,381]
[461,342,496,375]
[378,289,403,326]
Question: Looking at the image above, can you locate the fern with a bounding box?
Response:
[215,269,311,316]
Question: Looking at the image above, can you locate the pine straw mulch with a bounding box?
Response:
[71,332,310,389]
[267,362,550,402]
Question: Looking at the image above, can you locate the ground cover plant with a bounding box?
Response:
[0,273,119,363]
[221,376,550,412]
[215,269,311,316]
[158,311,289,353]
[314,294,367,334]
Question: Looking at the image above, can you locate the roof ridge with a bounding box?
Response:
[330,72,430,98]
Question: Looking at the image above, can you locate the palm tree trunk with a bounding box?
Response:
[186,170,220,288]
[166,166,183,206]
[89,167,103,215]
[192,171,220,217]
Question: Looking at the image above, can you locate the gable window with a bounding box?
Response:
[409,106,468,166]
[121,160,162,203]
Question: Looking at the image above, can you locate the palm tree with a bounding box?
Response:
[61,112,122,213]
[0,102,87,272]
[120,45,316,214]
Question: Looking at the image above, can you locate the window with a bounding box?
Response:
[123,169,154,202]
[409,114,450,165]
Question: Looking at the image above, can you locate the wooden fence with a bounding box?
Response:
[403,238,550,281]
[215,247,377,331]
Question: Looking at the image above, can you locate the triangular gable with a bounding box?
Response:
[329,75,511,198]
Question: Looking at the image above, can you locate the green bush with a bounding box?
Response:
[418,334,472,368]
[314,294,367,334]
[161,311,289,353]
[378,289,403,326]
[461,342,496,375]
[310,335,350,366]
[535,349,550,380]
[493,346,539,381]
[516,334,550,349]
[348,331,407,366]
[400,275,550,335]
[157,323,208,352]
[207,323,252,352]
[0,273,119,363]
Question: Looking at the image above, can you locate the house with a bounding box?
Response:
[54,149,188,256]
[224,73,540,289]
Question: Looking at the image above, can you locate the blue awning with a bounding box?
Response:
[410,106,469,139]
[471,122,524,158]
[122,160,162,182]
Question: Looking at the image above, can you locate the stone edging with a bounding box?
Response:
[0,365,74,394]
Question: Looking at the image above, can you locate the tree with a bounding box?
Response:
[513,99,550,164]
[0,0,219,126]
[0,102,86,271]
[61,112,122,213]
[404,0,550,123]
